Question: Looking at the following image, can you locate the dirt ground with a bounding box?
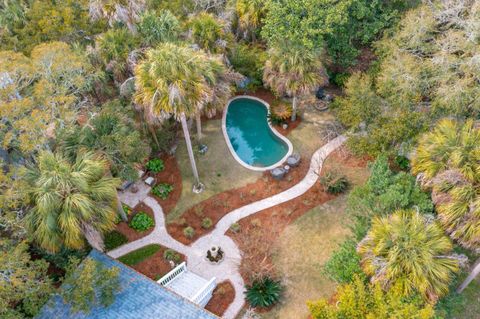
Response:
[205,280,235,317]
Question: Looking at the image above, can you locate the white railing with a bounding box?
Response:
[191,277,217,307]
[157,262,186,286]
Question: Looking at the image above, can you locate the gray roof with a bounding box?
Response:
[36,250,218,319]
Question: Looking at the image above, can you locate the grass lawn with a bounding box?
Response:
[265,196,351,319]
[117,244,161,265]
[263,152,369,319]
[170,119,261,222]
[442,275,480,319]
[171,108,337,223]
[288,107,336,157]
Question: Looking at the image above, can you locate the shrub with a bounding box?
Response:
[152,183,173,199]
[30,246,89,272]
[118,244,161,265]
[330,72,350,87]
[129,212,155,232]
[163,249,181,263]
[228,43,266,89]
[268,112,285,126]
[245,277,282,308]
[323,240,365,284]
[122,204,131,216]
[146,158,165,173]
[320,171,349,194]
[270,102,292,122]
[230,223,241,233]
[104,231,128,251]
[183,226,195,239]
[394,155,410,171]
[201,217,213,229]
[137,10,180,46]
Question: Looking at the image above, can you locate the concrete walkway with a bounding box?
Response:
[107,135,346,319]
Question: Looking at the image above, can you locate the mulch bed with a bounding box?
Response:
[129,246,186,281]
[227,150,369,284]
[149,155,183,215]
[115,202,155,242]
[167,153,313,245]
[205,280,236,317]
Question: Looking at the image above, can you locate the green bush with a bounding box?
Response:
[146,158,165,173]
[104,231,128,251]
[245,277,282,308]
[228,43,267,90]
[118,244,161,265]
[129,212,155,232]
[122,204,131,216]
[201,217,213,229]
[152,183,173,200]
[267,112,286,126]
[230,223,241,233]
[320,171,349,194]
[330,72,350,87]
[323,240,366,284]
[394,155,410,171]
[30,246,89,272]
[163,249,181,263]
[183,226,195,239]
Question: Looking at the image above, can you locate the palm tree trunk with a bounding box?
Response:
[457,257,480,293]
[82,222,105,252]
[116,193,128,222]
[196,112,203,141]
[291,95,297,122]
[148,124,160,148]
[180,113,203,193]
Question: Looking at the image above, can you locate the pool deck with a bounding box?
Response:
[221,95,293,172]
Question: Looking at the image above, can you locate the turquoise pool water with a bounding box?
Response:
[225,98,290,168]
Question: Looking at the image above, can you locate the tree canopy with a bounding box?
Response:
[357,210,459,302]
[335,1,480,155]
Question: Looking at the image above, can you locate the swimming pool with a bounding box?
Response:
[222,96,293,171]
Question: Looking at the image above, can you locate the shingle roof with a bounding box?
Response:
[36,250,219,319]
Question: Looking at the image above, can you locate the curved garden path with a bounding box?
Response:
[108,135,346,319]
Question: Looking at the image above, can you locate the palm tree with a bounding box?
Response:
[187,12,227,54]
[134,43,222,192]
[196,67,242,141]
[412,119,480,183]
[89,0,146,32]
[263,43,327,122]
[235,0,266,42]
[412,119,480,293]
[26,151,119,253]
[357,209,459,302]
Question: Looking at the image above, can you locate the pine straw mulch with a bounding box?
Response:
[129,246,186,281]
[205,280,236,317]
[148,154,183,215]
[115,202,156,242]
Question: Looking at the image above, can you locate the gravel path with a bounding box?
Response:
[107,135,346,319]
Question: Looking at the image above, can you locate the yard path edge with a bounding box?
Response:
[108,135,346,319]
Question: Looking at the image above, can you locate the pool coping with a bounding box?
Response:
[222,95,293,172]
